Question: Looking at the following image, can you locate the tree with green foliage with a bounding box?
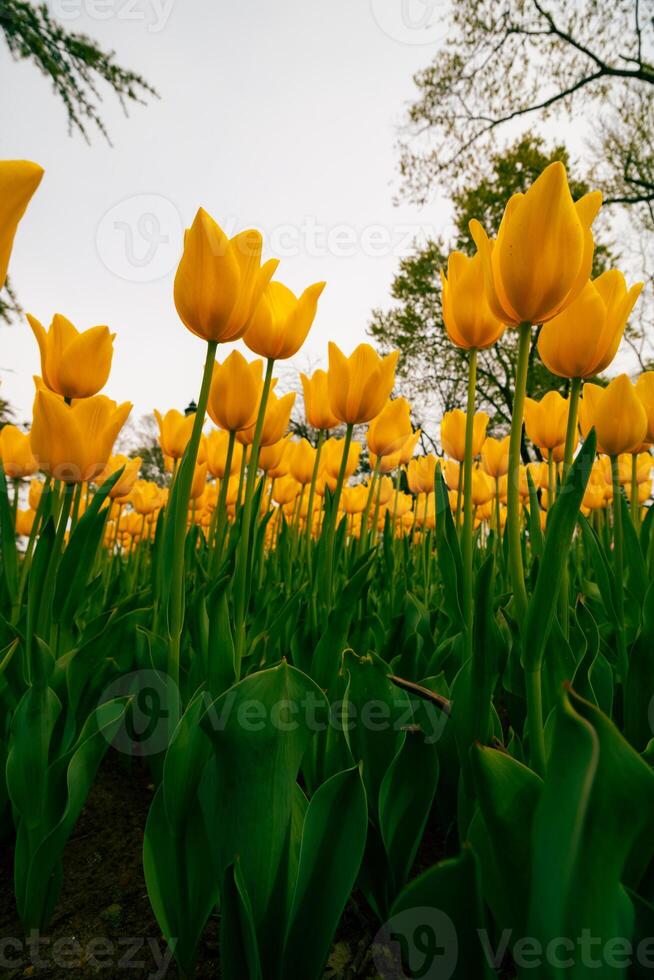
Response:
[369,136,619,449]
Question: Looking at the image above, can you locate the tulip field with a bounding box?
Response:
[2,158,654,979]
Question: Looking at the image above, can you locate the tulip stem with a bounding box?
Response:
[359,456,381,556]
[210,430,236,574]
[166,339,217,690]
[322,423,354,606]
[305,429,324,562]
[611,454,628,681]
[233,358,276,676]
[526,668,546,776]
[630,453,640,526]
[507,322,531,623]
[563,377,581,479]
[462,349,477,660]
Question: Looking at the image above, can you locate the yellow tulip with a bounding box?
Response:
[189,462,208,500]
[154,408,196,460]
[15,508,36,537]
[289,438,316,485]
[327,342,399,425]
[481,435,510,478]
[441,409,488,462]
[28,478,44,511]
[443,460,461,490]
[636,373,654,443]
[208,351,263,431]
[527,461,549,491]
[0,160,44,288]
[130,480,165,515]
[259,435,292,477]
[537,271,643,378]
[582,375,648,456]
[0,425,37,478]
[367,398,412,458]
[440,250,505,349]
[407,455,437,495]
[244,280,325,360]
[31,390,131,483]
[471,468,494,507]
[27,313,114,399]
[301,369,339,431]
[470,162,602,326]
[237,390,295,448]
[173,208,278,343]
[399,430,421,466]
[523,391,569,452]
[272,474,301,506]
[205,429,243,479]
[321,436,361,481]
[95,454,141,498]
[342,484,369,514]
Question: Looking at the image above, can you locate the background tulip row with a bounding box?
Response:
[1,157,654,980]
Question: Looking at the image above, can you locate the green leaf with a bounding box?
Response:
[283,766,368,980]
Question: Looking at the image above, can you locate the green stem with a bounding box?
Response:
[322,423,354,605]
[507,322,531,623]
[210,429,236,575]
[526,668,546,776]
[611,454,628,681]
[462,349,477,660]
[562,377,581,479]
[630,453,640,526]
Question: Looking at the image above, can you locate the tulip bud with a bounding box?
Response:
[27,313,115,400]
[327,342,398,425]
[440,250,504,350]
[581,375,648,456]
[208,351,264,432]
[301,369,339,431]
[0,425,37,478]
[367,398,413,458]
[244,280,325,360]
[0,160,44,289]
[441,410,488,462]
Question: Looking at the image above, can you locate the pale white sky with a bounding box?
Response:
[1,0,455,426]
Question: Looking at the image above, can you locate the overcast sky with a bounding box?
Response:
[1,0,459,426]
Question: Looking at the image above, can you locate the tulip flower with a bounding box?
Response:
[189,462,208,500]
[289,438,317,485]
[537,272,643,380]
[31,390,132,483]
[440,250,505,350]
[272,474,302,506]
[259,435,292,477]
[327,343,399,425]
[407,456,437,495]
[174,209,278,343]
[95,454,142,499]
[441,409,488,462]
[154,408,196,460]
[301,369,339,431]
[27,313,115,400]
[471,468,494,507]
[131,480,165,515]
[208,351,264,432]
[0,425,37,478]
[636,373,654,444]
[321,437,361,481]
[205,429,243,479]
[470,162,602,327]
[342,484,369,514]
[367,398,413,458]
[523,391,570,454]
[237,390,295,448]
[28,478,44,511]
[15,508,36,537]
[481,436,510,479]
[244,280,325,360]
[0,160,44,289]
[582,375,647,457]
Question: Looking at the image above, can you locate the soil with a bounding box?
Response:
[0,753,508,978]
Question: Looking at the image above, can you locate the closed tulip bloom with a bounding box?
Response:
[205,429,243,478]
[238,390,295,448]
[582,375,648,456]
[443,460,461,490]
[272,474,301,505]
[407,455,437,495]
[289,438,316,485]
[131,480,165,515]
[301,369,339,431]
[28,478,44,511]
[31,390,131,483]
[527,461,550,491]
[154,408,196,459]
[440,250,505,349]
[470,162,602,326]
[636,373,654,443]
[523,391,569,452]
[208,351,263,431]
[15,508,36,536]
[367,398,412,458]
[321,436,361,480]
[578,384,604,442]
[174,209,278,343]
[189,462,208,500]
[27,313,114,399]
[399,429,421,466]
[0,425,37,478]
[342,484,369,514]
[327,342,399,425]
[441,409,488,462]
[582,481,606,512]
[259,435,292,477]
[471,468,494,507]
[244,280,325,360]
[481,435,510,478]
[537,271,643,378]
[0,160,44,289]
[95,454,141,498]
